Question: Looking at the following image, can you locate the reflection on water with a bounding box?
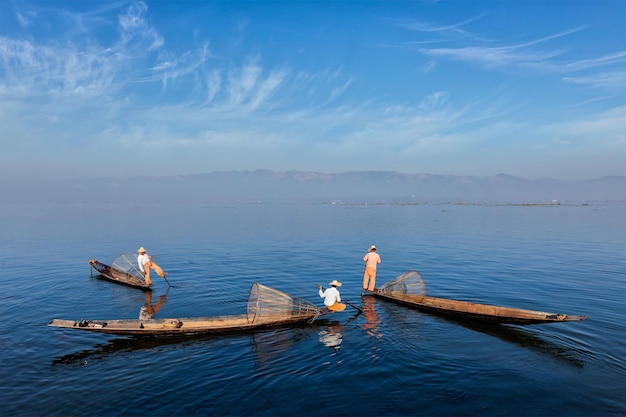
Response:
[361,296,382,339]
[251,326,315,370]
[318,323,344,351]
[458,320,588,368]
[51,336,189,369]
[138,291,167,319]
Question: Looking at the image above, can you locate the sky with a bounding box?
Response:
[1,0,625,182]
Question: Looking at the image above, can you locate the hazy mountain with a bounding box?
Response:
[2,170,625,203]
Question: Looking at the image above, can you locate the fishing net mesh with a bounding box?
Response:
[378,270,426,298]
[247,282,320,324]
[111,252,145,280]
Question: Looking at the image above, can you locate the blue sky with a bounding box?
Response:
[1,1,625,181]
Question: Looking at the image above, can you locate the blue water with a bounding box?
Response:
[1,201,625,416]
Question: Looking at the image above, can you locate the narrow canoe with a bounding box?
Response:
[49,282,324,336]
[88,253,149,290]
[49,314,321,336]
[368,270,587,325]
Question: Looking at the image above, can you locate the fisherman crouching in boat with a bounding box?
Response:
[137,246,167,286]
[317,280,346,312]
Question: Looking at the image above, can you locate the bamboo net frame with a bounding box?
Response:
[247,282,320,324]
[111,252,146,280]
[378,270,426,299]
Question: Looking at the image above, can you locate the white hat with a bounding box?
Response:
[138,247,146,253]
[369,245,377,251]
[329,280,342,287]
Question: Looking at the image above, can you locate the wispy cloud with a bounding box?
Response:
[413,23,626,79]
[327,78,353,103]
[400,14,486,39]
[0,1,165,97]
[15,11,33,28]
[564,70,626,90]
[417,27,589,71]
[118,1,163,51]
[561,51,626,72]
[422,44,563,69]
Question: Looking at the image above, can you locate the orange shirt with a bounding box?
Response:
[363,251,381,269]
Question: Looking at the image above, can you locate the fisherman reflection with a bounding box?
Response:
[139,291,167,320]
[362,296,382,338]
[319,323,343,351]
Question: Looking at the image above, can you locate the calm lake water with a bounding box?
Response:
[1,200,625,416]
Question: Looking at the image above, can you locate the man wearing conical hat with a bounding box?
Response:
[317,280,346,312]
[137,247,167,286]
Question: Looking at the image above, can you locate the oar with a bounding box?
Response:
[344,300,363,314]
[161,273,172,287]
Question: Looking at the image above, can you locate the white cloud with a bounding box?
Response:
[118,1,163,51]
[16,11,31,28]
[564,70,626,90]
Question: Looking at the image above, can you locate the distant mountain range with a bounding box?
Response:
[3,170,626,203]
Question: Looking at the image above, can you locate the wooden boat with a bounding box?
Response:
[367,271,588,325]
[49,282,324,336]
[88,252,149,290]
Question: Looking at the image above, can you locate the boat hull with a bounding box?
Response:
[89,259,150,290]
[368,291,587,325]
[49,313,319,336]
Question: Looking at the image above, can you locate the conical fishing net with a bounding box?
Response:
[111,252,145,281]
[247,282,320,324]
[378,270,426,299]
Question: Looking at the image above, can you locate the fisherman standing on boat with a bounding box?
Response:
[137,247,167,286]
[318,280,346,312]
[362,245,381,292]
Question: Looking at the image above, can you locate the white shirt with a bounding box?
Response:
[319,286,342,306]
[137,253,150,272]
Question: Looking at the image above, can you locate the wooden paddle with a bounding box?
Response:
[343,300,363,314]
[161,273,172,287]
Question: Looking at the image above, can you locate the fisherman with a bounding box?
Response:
[137,246,167,286]
[362,245,381,292]
[318,280,346,312]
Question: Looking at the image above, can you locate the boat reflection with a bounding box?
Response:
[51,334,190,368]
[458,319,587,368]
[250,325,317,369]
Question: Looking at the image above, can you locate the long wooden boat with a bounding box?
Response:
[368,271,588,325]
[88,252,149,290]
[49,282,324,336]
